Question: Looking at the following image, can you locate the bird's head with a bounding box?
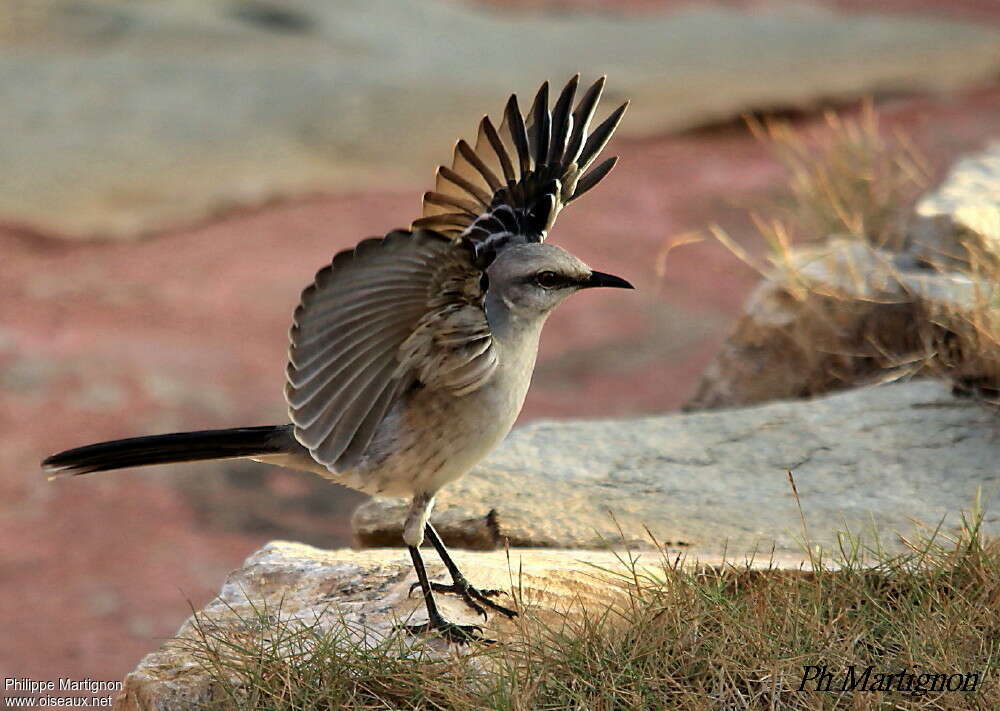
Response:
[485,242,633,320]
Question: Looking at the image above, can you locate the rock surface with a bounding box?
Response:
[686,139,1000,410]
[114,540,806,710]
[683,239,988,409]
[354,381,1000,555]
[4,0,999,238]
[918,140,1000,245]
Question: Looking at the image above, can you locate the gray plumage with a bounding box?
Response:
[43,75,632,642]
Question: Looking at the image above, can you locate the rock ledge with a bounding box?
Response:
[116,541,803,710]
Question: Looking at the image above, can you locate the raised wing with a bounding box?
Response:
[413,75,628,267]
[285,229,496,471]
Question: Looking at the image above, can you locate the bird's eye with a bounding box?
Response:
[534,271,561,289]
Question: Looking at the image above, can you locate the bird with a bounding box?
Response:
[42,75,632,643]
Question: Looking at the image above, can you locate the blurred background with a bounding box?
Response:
[1,0,997,687]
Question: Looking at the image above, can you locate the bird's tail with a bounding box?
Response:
[42,425,293,478]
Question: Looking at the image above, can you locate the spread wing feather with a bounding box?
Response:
[286,229,495,471]
[286,77,627,473]
[413,75,628,267]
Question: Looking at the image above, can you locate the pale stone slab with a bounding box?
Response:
[918,140,1000,245]
[354,381,1000,555]
[116,541,803,709]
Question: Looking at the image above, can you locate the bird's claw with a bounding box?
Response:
[408,579,504,597]
[404,618,493,644]
[408,577,518,619]
[430,579,519,619]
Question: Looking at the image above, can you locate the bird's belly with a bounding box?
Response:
[337,378,525,498]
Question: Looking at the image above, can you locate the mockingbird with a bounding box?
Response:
[43,75,632,642]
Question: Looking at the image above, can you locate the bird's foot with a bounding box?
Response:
[405,615,492,644]
[409,578,518,620]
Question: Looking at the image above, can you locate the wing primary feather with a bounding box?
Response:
[577,99,629,173]
[412,214,470,233]
[502,94,531,177]
[412,214,468,229]
[288,331,397,413]
[437,166,491,206]
[291,303,423,353]
[292,349,398,434]
[300,355,395,455]
[299,282,427,314]
[570,155,618,201]
[448,141,490,195]
[292,282,421,324]
[527,81,550,170]
[292,289,426,328]
[424,191,481,216]
[481,117,516,185]
[308,278,430,299]
[313,358,398,467]
[416,77,626,253]
[565,75,605,165]
[456,140,502,192]
[289,307,419,374]
[547,74,578,166]
[291,314,416,367]
[334,375,410,470]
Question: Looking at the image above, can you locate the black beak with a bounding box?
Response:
[584,270,634,290]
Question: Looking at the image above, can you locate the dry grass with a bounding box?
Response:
[700,103,1000,404]
[746,101,931,250]
[184,510,1000,710]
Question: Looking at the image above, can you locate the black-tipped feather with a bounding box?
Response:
[577,100,628,174]
[503,95,532,177]
[412,212,470,231]
[527,81,550,171]
[481,118,516,185]
[456,140,502,192]
[438,166,491,206]
[565,76,605,165]
[547,74,577,166]
[424,191,480,216]
[573,155,618,199]
[417,75,628,255]
[42,426,290,477]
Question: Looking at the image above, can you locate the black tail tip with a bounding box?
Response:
[41,454,86,479]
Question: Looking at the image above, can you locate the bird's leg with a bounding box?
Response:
[404,545,488,643]
[414,522,518,619]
